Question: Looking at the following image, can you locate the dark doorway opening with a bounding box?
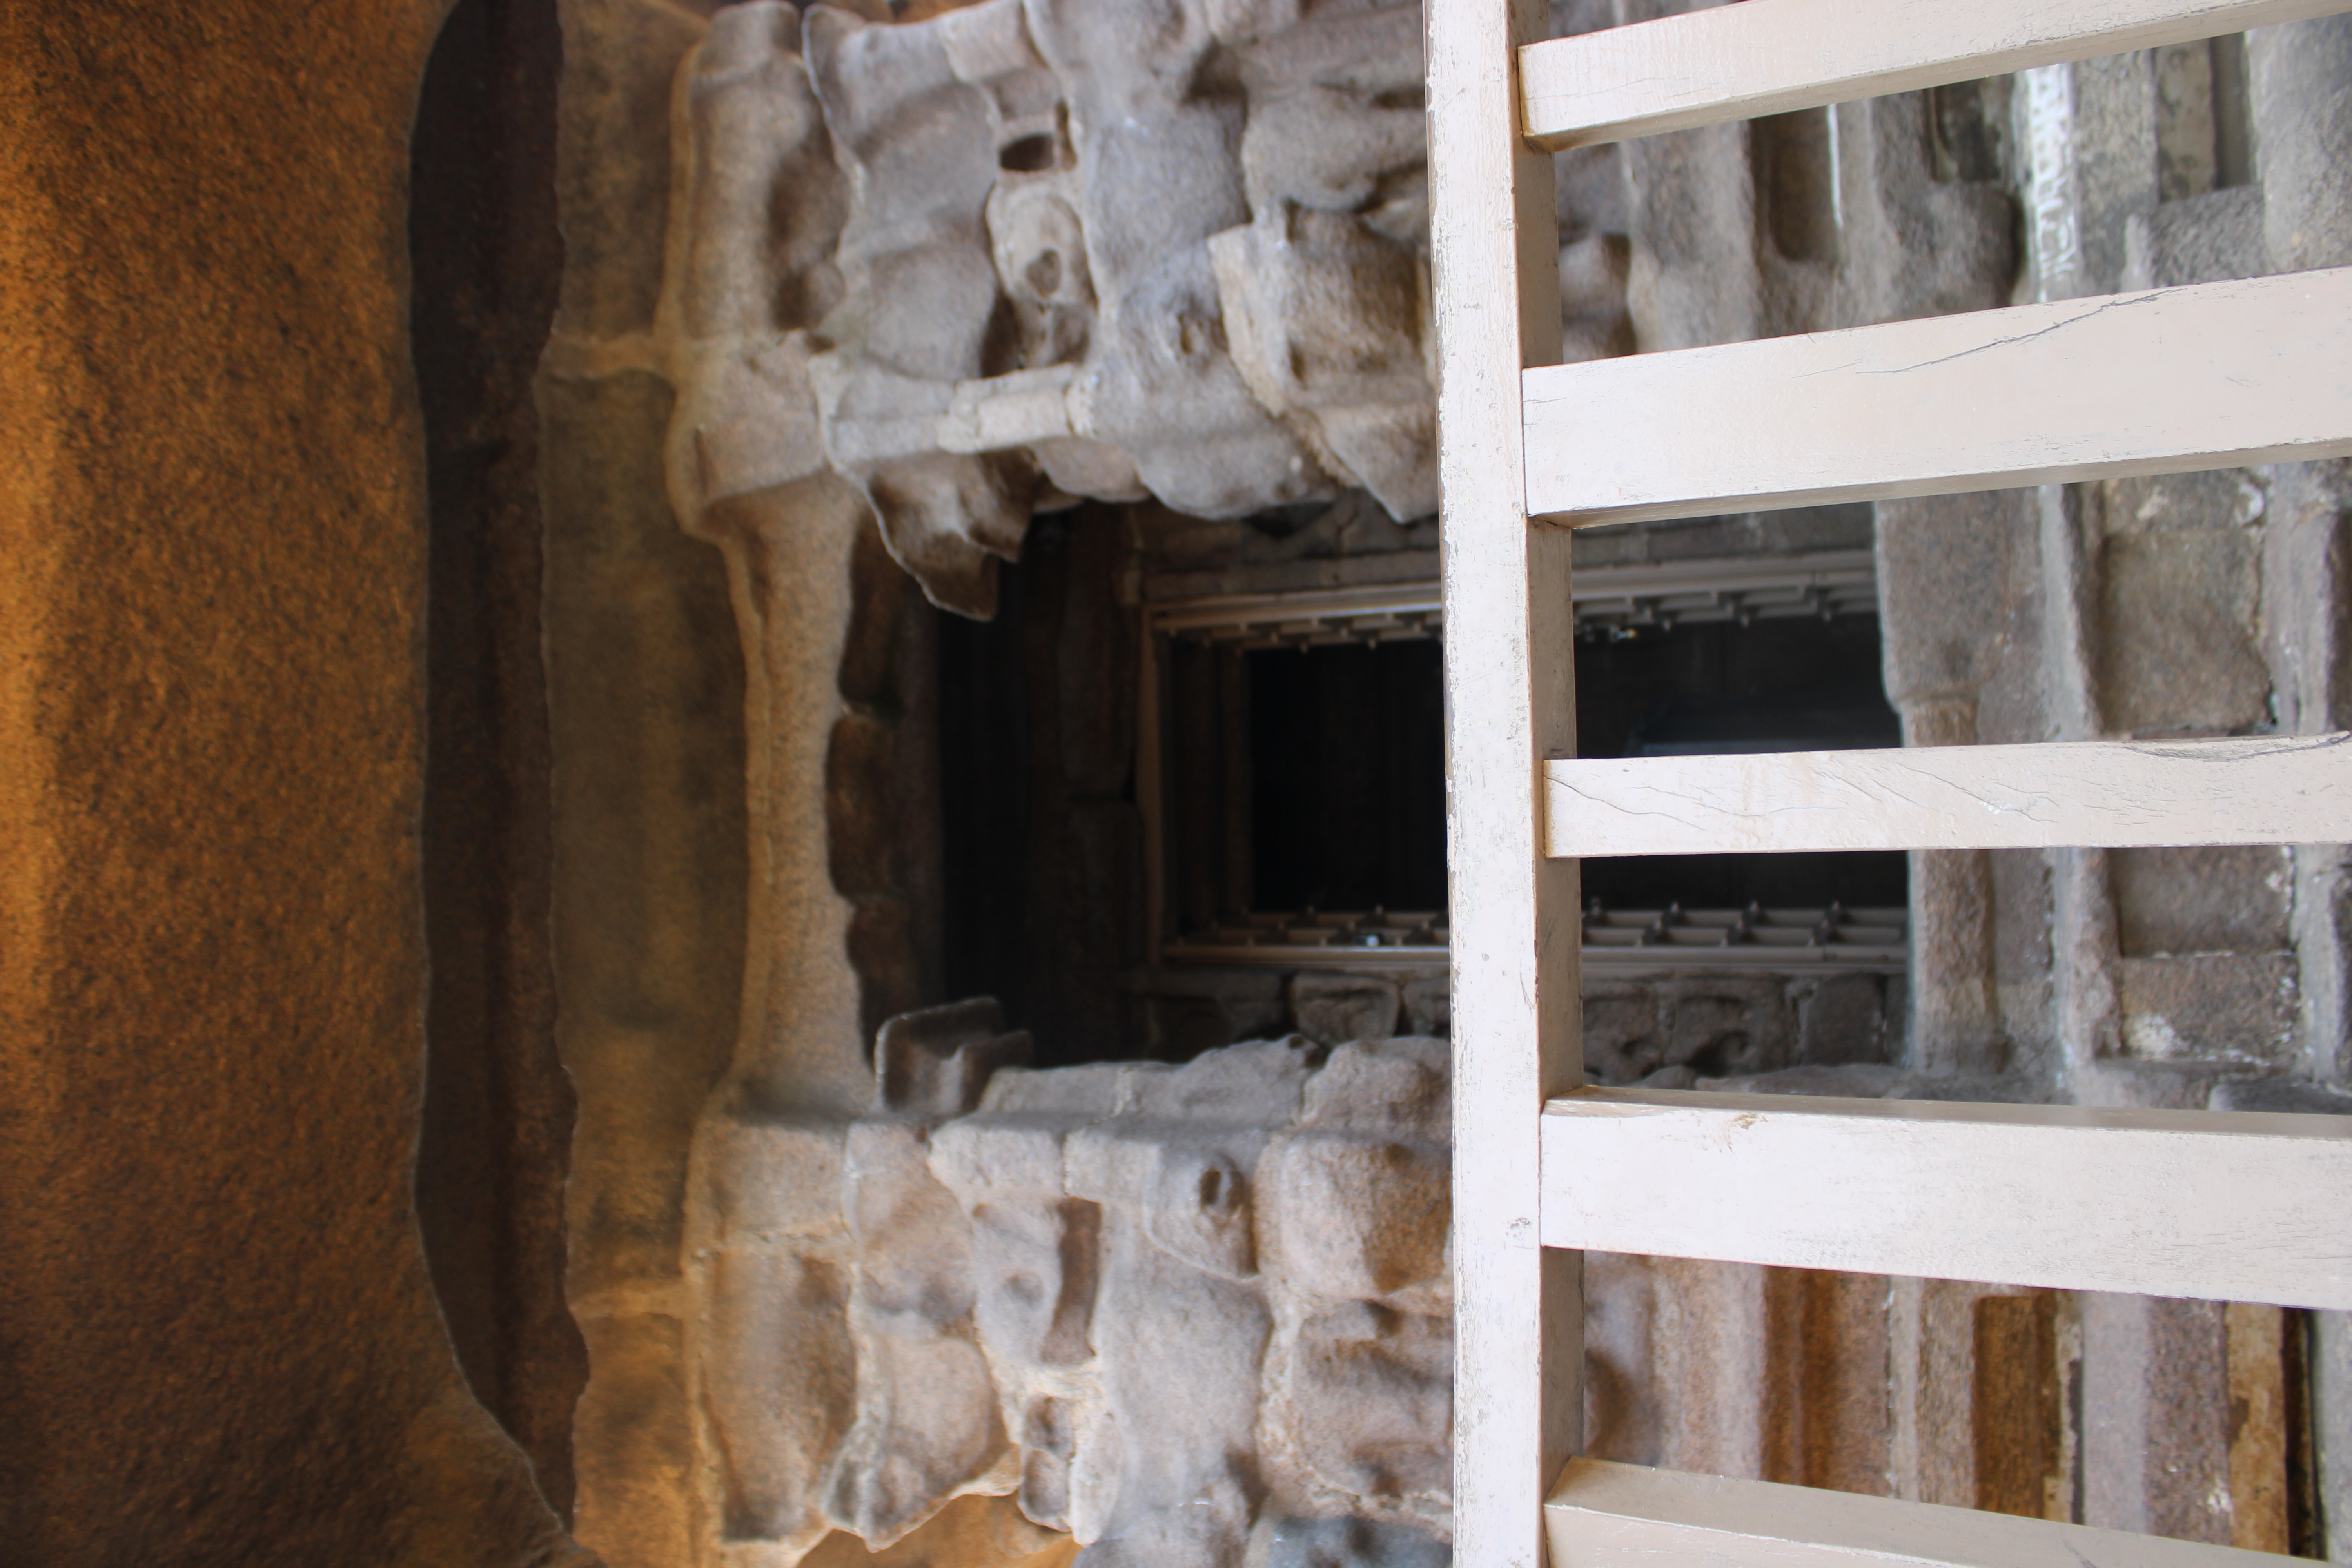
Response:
[1572,612,1907,913]
[937,546,1035,1026]
[1249,640,1448,914]
[936,512,1145,1065]
[1160,603,1906,931]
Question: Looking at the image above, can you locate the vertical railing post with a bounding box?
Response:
[1427,0,1581,1562]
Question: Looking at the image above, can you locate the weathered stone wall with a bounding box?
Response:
[652,0,1453,621]
[537,2,747,1563]
[1,2,592,1561]
[537,5,1008,1565]
[690,1005,1453,1565]
[543,0,2352,1562]
[1858,22,2352,1120]
[1867,22,2352,1553]
[621,9,1951,1544]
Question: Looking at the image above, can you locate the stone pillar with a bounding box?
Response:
[2080,1294,2291,1552]
[2251,15,2352,277]
[2314,1310,2352,1563]
[1875,494,2035,1078]
[1888,1279,1986,1511]
[1619,118,1763,351]
[1887,1281,2069,1521]
[539,2,746,1564]
[2261,462,2352,1089]
[1649,1260,1773,1481]
[2251,33,2352,1555]
[1904,832,2004,1075]
[544,360,749,1566]
[0,2,588,1560]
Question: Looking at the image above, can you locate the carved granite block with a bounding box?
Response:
[1797,974,1891,1068]
[2117,953,2298,1066]
[2082,1294,2235,1544]
[1826,89,2014,328]
[560,0,709,338]
[2097,530,2270,737]
[702,1112,851,1246]
[1584,984,1668,1085]
[803,4,1040,617]
[830,1118,1015,1546]
[701,1027,1457,1564]
[1281,1303,1452,1499]
[658,0,1452,616]
[659,4,846,532]
[710,1249,860,1549]
[2111,845,2292,958]
[2252,16,2352,276]
[1256,1517,1448,1568]
[2100,467,2267,536]
[1262,1129,1445,1300]
[2124,185,2266,290]
[1663,976,1795,1080]
[1211,207,1436,519]
[576,1308,704,1564]
[1290,972,1402,1046]
[800,1494,1082,1567]
[1399,975,1449,1038]
[876,998,1035,1120]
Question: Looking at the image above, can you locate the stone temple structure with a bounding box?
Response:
[5,0,2352,1564]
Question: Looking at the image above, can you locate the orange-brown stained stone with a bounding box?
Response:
[0,4,592,1561]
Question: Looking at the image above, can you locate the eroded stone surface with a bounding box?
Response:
[658,0,1437,615]
[704,1018,1453,1565]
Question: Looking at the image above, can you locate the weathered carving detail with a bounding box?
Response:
[661,0,1436,619]
[706,1002,1454,1564]
[649,4,2029,1564]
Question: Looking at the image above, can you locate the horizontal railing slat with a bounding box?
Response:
[1544,733,2352,858]
[1522,0,2352,150]
[1541,1089,2352,1308]
[1523,270,2352,527]
[1548,1459,2286,1567]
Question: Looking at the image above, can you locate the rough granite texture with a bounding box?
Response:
[0,2,592,1561]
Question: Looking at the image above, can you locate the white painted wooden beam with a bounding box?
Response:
[1541,1089,2352,1309]
[1521,0,2352,150]
[1543,732,2352,858]
[1522,269,2352,527]
[1428,0,1580,1560]
[1546,1459,2288,1567]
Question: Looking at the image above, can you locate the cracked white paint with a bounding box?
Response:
[1519,0,2352,151]
[1541,1086,2352,1308]
[1546,1455,2289,1567]
[1521,267,2352,526]
[1543,732,2352,857]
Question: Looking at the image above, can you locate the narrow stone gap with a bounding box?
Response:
[408,0,586,1521]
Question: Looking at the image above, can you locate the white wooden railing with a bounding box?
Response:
[1428,0,2352,1564]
